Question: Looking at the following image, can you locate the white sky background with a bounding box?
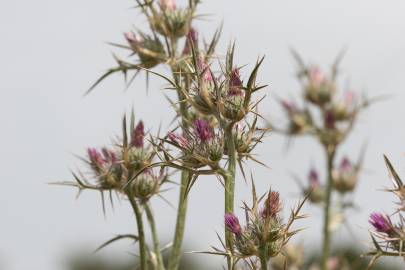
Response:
[1,0,405,269]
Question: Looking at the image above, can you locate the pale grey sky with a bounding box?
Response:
[1,0,405,269]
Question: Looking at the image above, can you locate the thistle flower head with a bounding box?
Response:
[124,32,143,49]
[369,213,393,234]
[308,66,325,87]
[182,27,198,55]
[193,119,213,142]
[339,157,352,173]
[227,67,243,94]
[159,0,177,10]
[168,132,190,149]
[87,148,105,168]
[261,191,282,219]
[197,57,213,82]
[309,168,320,188]
[131,121,145,148]
[225,213,242,236]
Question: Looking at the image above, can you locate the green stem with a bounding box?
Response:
[168,72,190,270]
[259,245,269,270]
[167,171,189,270]
[127,190,148,270]
[224,122,237,270]
[145,202,165,270]
[320,146,336,270]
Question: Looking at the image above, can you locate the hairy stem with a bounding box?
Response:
[224,122,237,270]
[168,171,189,270]
[145,202,165,270]
[127,190,148,270]
[320,146,336,270]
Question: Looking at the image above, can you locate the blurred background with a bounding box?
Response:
[1,0,405,269]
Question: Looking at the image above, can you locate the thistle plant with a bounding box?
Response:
[199,181,307,270]
[268,52,373,270]
[55,0,308,270]
[366,156,405,268]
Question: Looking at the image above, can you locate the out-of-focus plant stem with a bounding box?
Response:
[145,202,165,270]
[321,145,336,270]
[224,122,237,270]
[127,189,148,270]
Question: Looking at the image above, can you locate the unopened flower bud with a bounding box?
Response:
[131,121,145,148]
[307,168,325,204]
[261,191,282,219]
[332,157,358,193]
[132,171,160,200]
[225,213,242,235]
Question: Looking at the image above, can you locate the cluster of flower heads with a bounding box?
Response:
[71,117,166,201]
[167,118,224,168]
[297,155,362,205]
[121,0,198,68]
[220,189,306,266]
[277,59,367,148]
[367,156,405,264]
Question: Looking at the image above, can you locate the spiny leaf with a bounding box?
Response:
[94,234,139,253]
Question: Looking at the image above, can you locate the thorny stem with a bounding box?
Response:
[320,145,336,270]
[145,202,165,270]
[168,170,189,270]
[224,122,237,270]
[127,189,148,270]
[168,63,190,270]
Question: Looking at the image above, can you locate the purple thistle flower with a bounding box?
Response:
[101,148,118,164]
[325,110,335,129]
[87,148,105,167]
[159,0,176,10]
[261,191,282,219]
[309,168,320,188]
[124,32,143,51]
[281,100,297,113]
[131,121,145,148]
[197,57,213,82]
[182,28,198,55]
[168,132,189,148]
[193,119,213,142]
[308,66,325,87]
[369,213,393,234]
[224,213,242,235]
[339,157,353,173]
[228,68,244,96]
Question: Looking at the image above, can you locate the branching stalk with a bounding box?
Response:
[320,146,336,270]
[224,122,237,269]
